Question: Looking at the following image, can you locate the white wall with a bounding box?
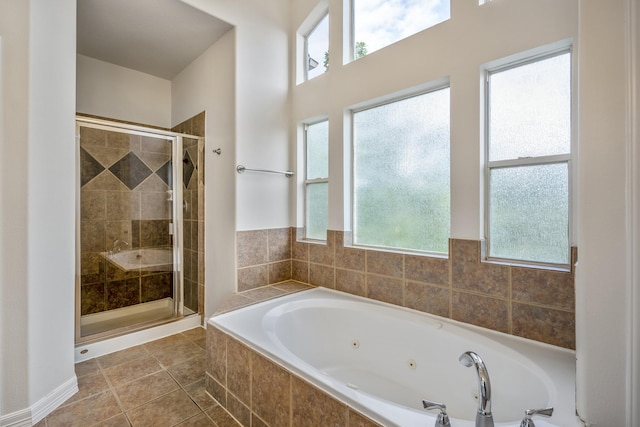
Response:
[0,0,31,419]
[77,54,172,128]
[291,0,579,238]
[1,0,77,424]
[171,28,237,318]
[575,1,637,425]
[27,0,78,419]
[183,0,291,231]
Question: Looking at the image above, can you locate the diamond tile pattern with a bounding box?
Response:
[80,147,105,187]
[109,152,153,190]
[156,160,173,189]
[183,152,195,189]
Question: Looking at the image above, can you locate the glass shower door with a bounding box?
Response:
[77,120,184,341]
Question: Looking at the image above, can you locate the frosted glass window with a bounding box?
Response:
[489,164,569,264]
[305,13,329,80]
[306,182,328,240]
[306,121,328,179]
[352,0,450,58]
[486,51,572,265]
[305,120,329,240]
[489,53,571,161]
[353,87,450,253]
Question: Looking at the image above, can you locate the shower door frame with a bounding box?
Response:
[75,117,195,344]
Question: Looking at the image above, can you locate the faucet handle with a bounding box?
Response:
[520,407,553,427]
[422,399,451,427]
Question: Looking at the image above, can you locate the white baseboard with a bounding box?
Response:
[0,408,31,427]
[1,376,79,427]
[1,317,201,426]
[31,376,78,424]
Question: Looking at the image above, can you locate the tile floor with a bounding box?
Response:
[35,327,241,427]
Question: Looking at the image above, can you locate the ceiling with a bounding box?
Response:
[77,0,233,80]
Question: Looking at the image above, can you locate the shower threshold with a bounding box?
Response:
[80,298,195,339]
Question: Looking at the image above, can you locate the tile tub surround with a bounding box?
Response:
[237,228,576,349]
[206,325,383,427]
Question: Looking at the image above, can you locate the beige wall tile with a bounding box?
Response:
[512,267,574,310]
[366,250,403,278]
[309,263,335,288]
[512,303,575,349]
[452,258,509,298]
[206,327,226,386]
[81,220,106,252]
[405,254,449,285]
[292,232,309,261]
[251,353,291,427]
[451,239,480,264]
[291,376,348,427]
[335,231,366,271]
[336,268,366,297]
[237,230,268,267]
[80,127,107,148]
[140,135,171,154]
[269,260,292,284]
[105,191,135,221]
[237,265,268,292]
[367,275,403,306]
[404,281,450,318]
[292,260,309,283]
[81,190,106,221]
[451,291,509,333]
[309,241,334,266]
[226,338,251,406]
[268,227,291,262]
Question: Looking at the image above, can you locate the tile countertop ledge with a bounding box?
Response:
[213,281,315,316]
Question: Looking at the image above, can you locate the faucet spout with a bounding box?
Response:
[459,351,494,427]
[112,239,129,253]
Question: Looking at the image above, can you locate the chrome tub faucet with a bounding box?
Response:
[111,239,129,254]
[459,351,494,427]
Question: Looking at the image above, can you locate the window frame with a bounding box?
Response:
[350,84,451,255]
[303,120,329,241]
[303,11,329,82]
[483,48,573,268]
[349,0,450,61]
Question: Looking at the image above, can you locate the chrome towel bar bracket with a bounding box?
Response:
[236,165,294,178]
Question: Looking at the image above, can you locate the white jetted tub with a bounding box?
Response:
[209,287,579,427]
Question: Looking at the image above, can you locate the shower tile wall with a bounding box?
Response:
[80,127,173,315]
[236,228,576,349]
[172,112,205,321]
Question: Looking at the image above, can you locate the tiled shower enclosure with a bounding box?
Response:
[77,117,204,341]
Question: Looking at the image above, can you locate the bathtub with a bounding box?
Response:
[209,287,579,427]
[101,248,172,272]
